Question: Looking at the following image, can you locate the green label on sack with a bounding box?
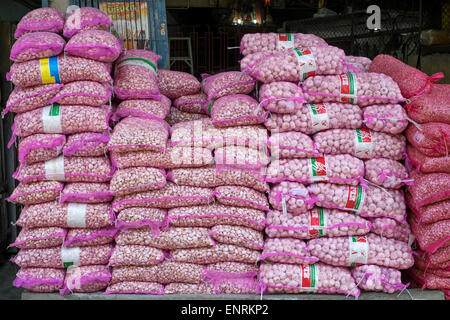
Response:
[63,262,74,268]
[345,185,365,212]
[49,103,60,116]
[116,57,157,74]
[208,100,215,114]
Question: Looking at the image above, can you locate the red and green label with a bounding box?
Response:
[48,103,60,116]
[300,264,318,291]
[349,236,369,267]
[345,185,365,212]
[339,73,357,104]
[309,207,326,237]
[277,33,295,50]
[309,157,328,182]
[354,128,373,159]
[308,103,329,132]
[293,48,317,80]
[278,33,292,42]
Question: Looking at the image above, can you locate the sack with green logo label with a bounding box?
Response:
[13,267,65,293]
[113,49,162,100]
[259,262,360,296]
[303,72,405,107]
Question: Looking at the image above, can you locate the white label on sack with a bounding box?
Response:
[299,264,318,292]
[281,195,287,215]
[67,203,87,228]
[339,73,358,104]
[344,185,366,212]
[61,247,81,268]
[277,33,295,50]
[116,57,157,75]
[292,48,317,80]
[42,104,62,133]
[308,156,329,182]
[413,132,425,143]
[353,128,373,159]
[309,207,327,238]
[308,103,330,133]
[44,155,65,181]
[290,188,308,197]
[348,236,369,267]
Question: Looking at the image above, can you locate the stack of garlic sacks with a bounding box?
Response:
[7,7,120,294]
[369,55,450,299]
[239,33,415,297]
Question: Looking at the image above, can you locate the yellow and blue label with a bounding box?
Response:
[40,56,60,84]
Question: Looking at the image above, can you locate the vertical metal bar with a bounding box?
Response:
[416,0,423,69]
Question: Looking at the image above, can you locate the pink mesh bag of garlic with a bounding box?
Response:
[7,55,112,88]
[406,145,450,174]
[63,132,110,157]
[409,217,450,254]
[210,94,268,127]
[115,227,214,250]
[268,182,314,215]
[10,227,67,249]
[12,244,113,268]
[113,49,161,100]
[63,7,111,38]
[264,102,362,134]
[259,238,319,265]
[105,281,164,295]
[268,132,320,159]
[369,54,444,99]
[14,7,64,38]
[265,208,371,239]
[405,192,449,224]
[266,155,364,186]
[303,73,404,107]
[112,182,215,213]
[405,122,450,157]
[107,117,169,153]
[165,108,208,126]
[110,167,166,196]
[204,262,259,281]
[167,204,265,231]
[116,207,167,233]
[408,171,450,207]
[307,234,414,269]
[110,146,213,170]
[307,183,407,223]
[13,267,65,293]
[4,83,63,115]
[10,32,65,62]
[13,156,113,183]
[63,227,117,247]
[258,81,305,114]
[408,267,450,290]
[7,181,63,205]
[18,133,65,164]
[108,245,164,267]
[110,262,205,285]
[214,145,270,172]
[351,265,407,293]
[246,46,348,83]
[164,280,259,295]
[16,202,113,229]
[60,265,111,294]
[170,243,260,264]
[370,217,413,243]
[65,30,122,63]
[215,185,270,211]
[11,105,111,142]
[344,56,372,73]
[167,165,268,192]
[50,81,112,107]
[414,249,450,271]
[313,128,406,160]
[173,93,207,114]
[60,182,112,203]
[209,225,264,250]
[240,33,327,56]
[363,104,409,134]
[201,71,255,101]
[112,97,171,122]
[164,283,214,294]
[364,158,411,189]
[405,93,450,124]
[158,69,201,99]
[260,262,360,296]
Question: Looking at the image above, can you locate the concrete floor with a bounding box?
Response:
[0,254,23,300]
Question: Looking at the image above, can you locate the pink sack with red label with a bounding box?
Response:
[306,234,414,269]
[313,128,406,160]
[266,155,364,185]
[265,102,362,134]
[303,73,404,107]
[201,71,255,101]
[406,145,450,174]
[265,208,371,240]
[240,33,327,56]
[369,54,444,99]
[157,69,201,99]
[259,262,360,297]
[405,122,450,157]
[258,81,305,114]
[307,183,407,223]
[15,7,64,38]
[364,158,411,189]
